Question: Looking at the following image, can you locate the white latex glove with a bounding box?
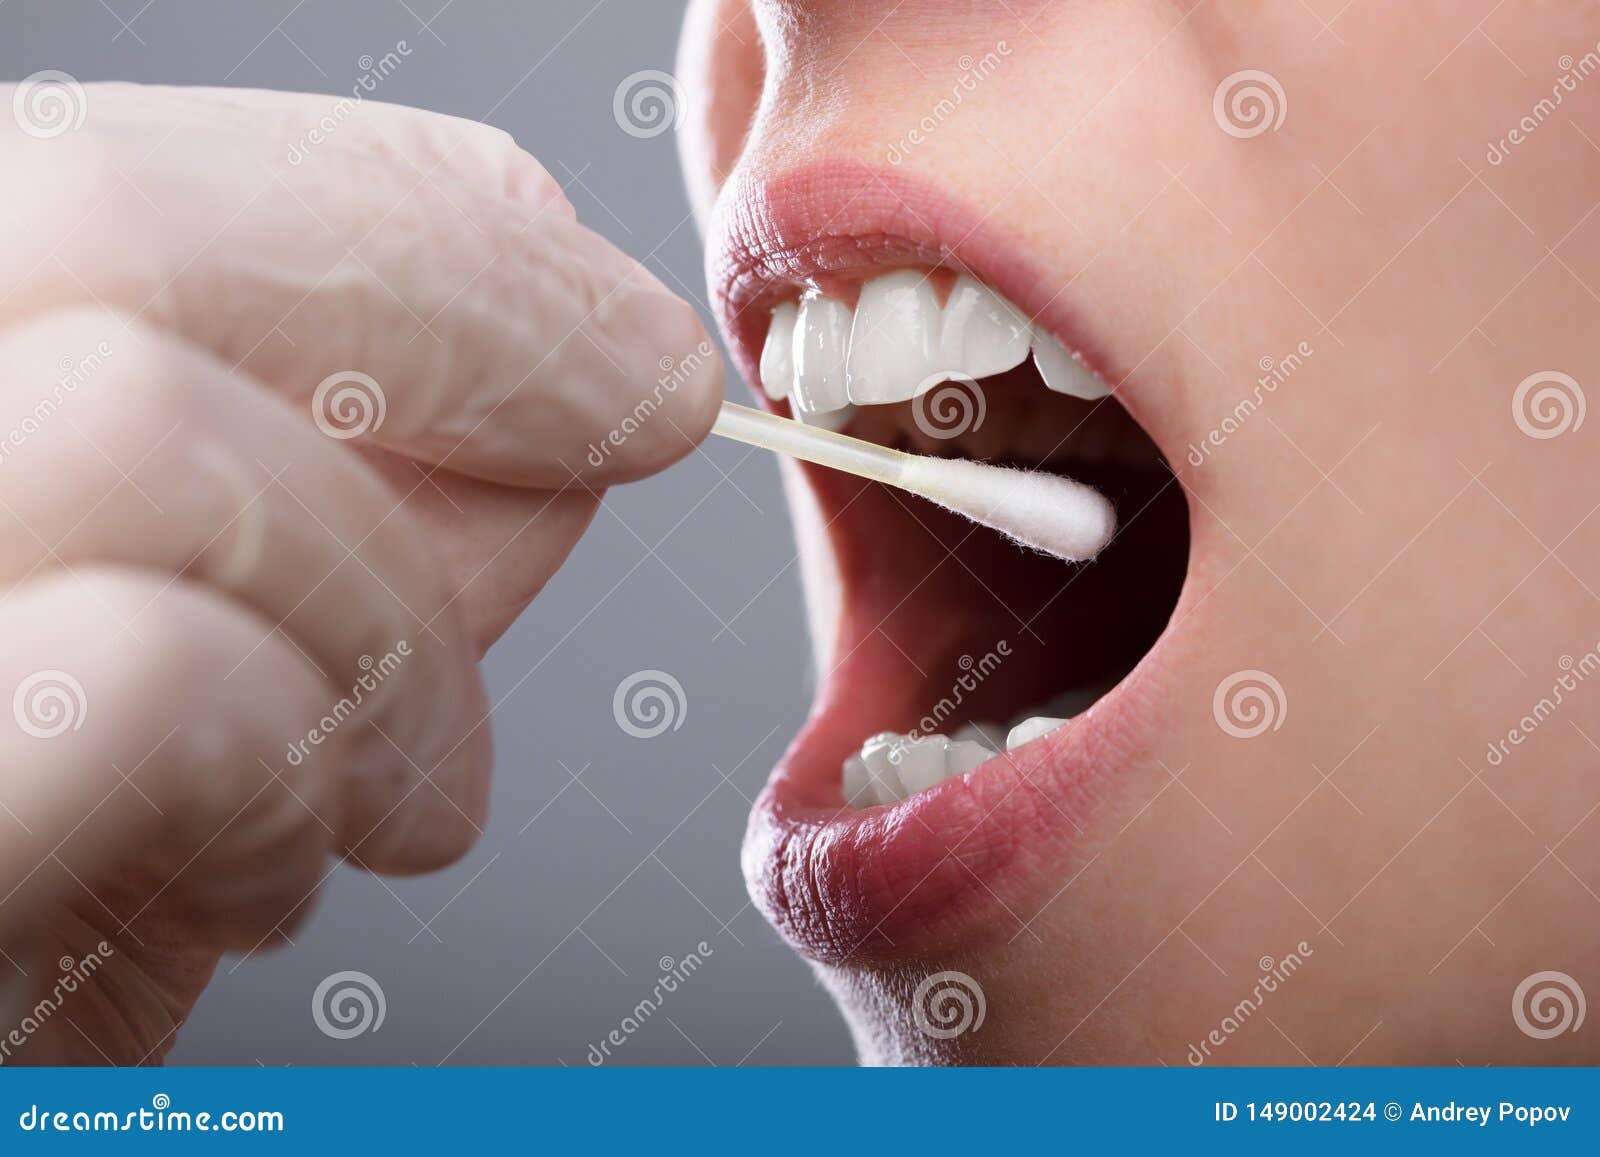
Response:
[0,84,721,1064]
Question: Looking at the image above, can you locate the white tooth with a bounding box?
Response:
[945,738,993,777]
[795,402,857,432]
[1033,331,1111,400]
[1006,716,1070,751]
[845,271,941,404]
[759,301,798,400]
[858,733,906,805]
[889,736,951,796]
[792,291,852,414]
[952,722,1005,751]
[841,754,874,806]
[842,725,1016,807]
[939,276,1031,381]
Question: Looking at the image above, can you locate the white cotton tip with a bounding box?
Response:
[898,456,1116,562]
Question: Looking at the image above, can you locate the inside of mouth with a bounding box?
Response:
[760,272,1190,808]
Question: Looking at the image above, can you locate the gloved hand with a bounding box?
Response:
[0,84,721,1064]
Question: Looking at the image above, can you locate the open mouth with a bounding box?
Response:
[711,164,1192,964]
[760,267,1181,803]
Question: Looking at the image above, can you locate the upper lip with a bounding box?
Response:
[708,158,1186,965]
[710,159,1123,404]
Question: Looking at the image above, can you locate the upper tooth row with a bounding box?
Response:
[841,716,1071,808]
[760,272,1110,419]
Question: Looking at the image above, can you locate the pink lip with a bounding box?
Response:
[742,632,1176,966]
[710,159,1188,964]
[711,160,1179,447]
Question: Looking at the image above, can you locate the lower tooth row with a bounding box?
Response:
[840,716,1071,808]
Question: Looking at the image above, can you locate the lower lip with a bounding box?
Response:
[743,576,1180,965]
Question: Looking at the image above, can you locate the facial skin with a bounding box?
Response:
[680,0,1600,1064]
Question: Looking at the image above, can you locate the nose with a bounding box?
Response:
[739,2,1025,149]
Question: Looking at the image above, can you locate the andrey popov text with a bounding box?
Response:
[1214,1101,1573,1127]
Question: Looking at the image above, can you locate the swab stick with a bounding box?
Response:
[710,402,1115,561]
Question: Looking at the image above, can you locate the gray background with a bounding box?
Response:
[2,0,851,1065]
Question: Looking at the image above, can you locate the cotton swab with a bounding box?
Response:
[711,401,1115,561]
